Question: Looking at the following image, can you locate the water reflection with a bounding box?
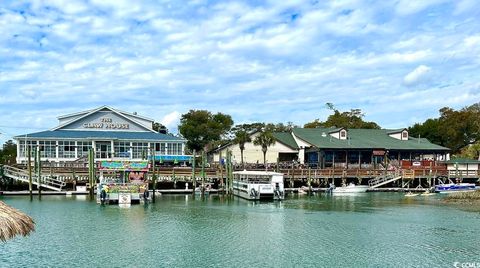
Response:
[1,193,479,267]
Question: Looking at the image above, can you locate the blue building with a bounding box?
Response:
[14,106,188,165]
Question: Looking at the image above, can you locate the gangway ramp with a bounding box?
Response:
[368,175,402,188]
[1,165,66,191]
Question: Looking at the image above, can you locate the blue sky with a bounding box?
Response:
[0,0,479,144]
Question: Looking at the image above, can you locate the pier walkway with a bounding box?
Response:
[2,164,476,192]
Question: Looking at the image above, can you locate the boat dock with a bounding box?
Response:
[1,187,427,196]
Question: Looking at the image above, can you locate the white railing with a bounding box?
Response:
[2,165,66,191]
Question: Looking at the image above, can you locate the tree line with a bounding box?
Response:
[409,103,480,158]
[178,102,480,161]
[1,102,478,165]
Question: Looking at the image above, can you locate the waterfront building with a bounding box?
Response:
[444,158,480,178]
[211,127,450,168]
[211,131,299,165]
[14,106,188,165]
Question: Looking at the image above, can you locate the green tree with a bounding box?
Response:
[152,122,168,134]
[438,106,480,152]
[304,104,380,129]
[408,103,480,153]
[0,140,17,164]
[233,129,251,166]
[179,110,233,152]
[409,118,443,145]
[304,119,323,128]
[459,141,480,159]
[253,128,276,167]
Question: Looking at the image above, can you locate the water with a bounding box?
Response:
[1,193,479,267]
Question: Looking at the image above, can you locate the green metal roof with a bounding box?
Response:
[445,158,480,164]
[272,132,299,149]
[291,128,449,151]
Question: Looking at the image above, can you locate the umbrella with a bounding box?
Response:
[0,201,35,242]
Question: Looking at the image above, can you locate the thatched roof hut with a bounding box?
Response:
[0,201,35,242]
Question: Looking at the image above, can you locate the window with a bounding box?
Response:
[340,130,346,138]
[167,143,176,155]
[131,142,149,159]
[18,140,37,158]
[38,141,56,158]
[154,143,166,155]
[166,143,183,155]
[77,141,91,158]
[58,141,75,158]
[114,141,130,158]
[402,131,408,140]
[176,143,183,155]
[161,143,166,155]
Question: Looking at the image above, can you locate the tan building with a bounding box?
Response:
[211,132,299,165]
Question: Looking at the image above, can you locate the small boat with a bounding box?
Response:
[331,183,369,194]
[232,170,284,200]
[435,183,478,194]
[297,187,307,195]
[421,189,436,196]
[405,191,419,197]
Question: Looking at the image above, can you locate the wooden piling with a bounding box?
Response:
[201,151,205,195]
[219,152,224,192]
[192,150,196,195]
[37,149,41,199]
[151,147,156,203]
[27,145,32,200]
[88,148,94,200]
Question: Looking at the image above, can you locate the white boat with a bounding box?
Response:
[232,170,284,200]
[405,192,419,197]
[297,186,308,195]
[331,183,369,194]
[421,189,436,196]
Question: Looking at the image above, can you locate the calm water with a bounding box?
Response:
[1,193,479,267]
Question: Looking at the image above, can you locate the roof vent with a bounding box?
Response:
[321,132,327,137]
[133,112,137,115]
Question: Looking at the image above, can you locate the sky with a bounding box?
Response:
[0,0,479,145]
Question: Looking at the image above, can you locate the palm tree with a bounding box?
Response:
[233,130,251,167]
[253,130,276,169]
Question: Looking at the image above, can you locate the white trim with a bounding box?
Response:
[291,132,314,147]
[57,105,154,122]
[51,106,156,132]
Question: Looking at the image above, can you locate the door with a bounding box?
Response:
[96,142,111,159]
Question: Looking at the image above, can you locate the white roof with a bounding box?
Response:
[232,170,284,176]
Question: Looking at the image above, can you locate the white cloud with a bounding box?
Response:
[63,60,91,71]
[403,65,432,86]
[395,0,447,16]
[161,111,181,131]
[0,0,479,146]
[454,0,477,15]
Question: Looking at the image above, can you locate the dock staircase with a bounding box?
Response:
[1,165,66,191]
[368,172,402,188]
